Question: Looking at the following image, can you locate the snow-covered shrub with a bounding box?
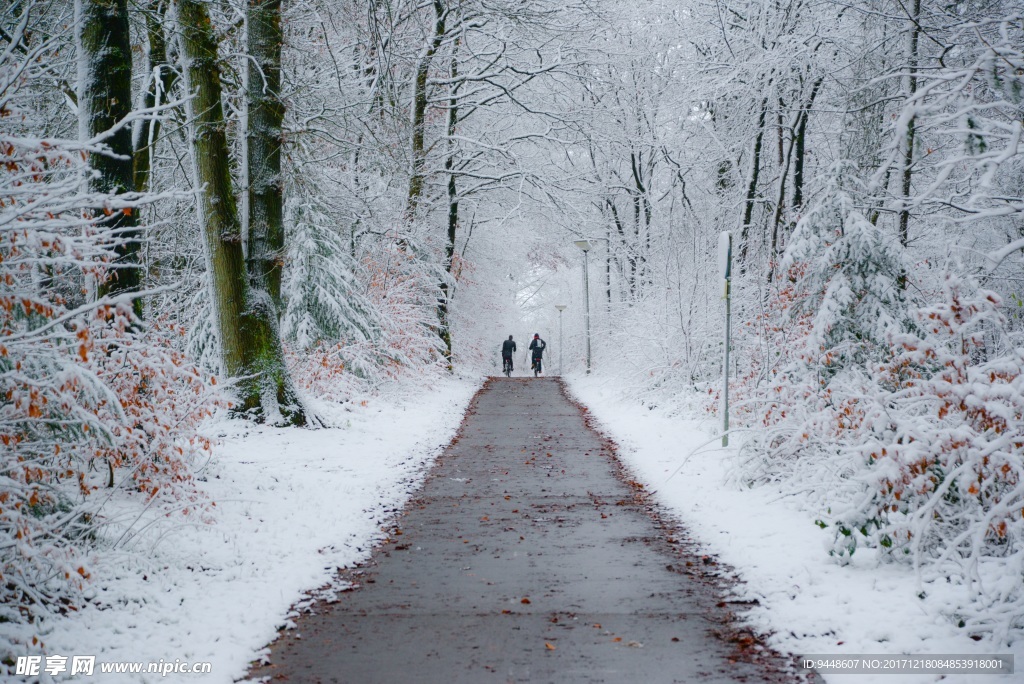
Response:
[713,262,812,430]
[281,200,380,353]
[286,236,448,402]
[280,203,387,402]
[183,286,221,376]
[1,76,219,624]
[832,276,1024,641]
[359,239,447,374]
[739,163,1024,639]
[738,167,913,495]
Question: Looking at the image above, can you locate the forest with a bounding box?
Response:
[2,0,1023,653]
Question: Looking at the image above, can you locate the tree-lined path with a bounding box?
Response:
[251,378,801,683]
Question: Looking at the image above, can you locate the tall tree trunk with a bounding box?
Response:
[133,0,178,195]
[898,0,920,250]
[605,221,612,310]
[792,78,822,211]
[134,1,178,298]
[630,150,652,290]
[792,103,809,210]
[896,0,920,291]
[176,0,307,426]
[630,190,640,296]
[768,116,794,283]
[247,0,286,312]
[607,198,636,292]
[438,34,460,368]
[78,0,141,316]
[405,0,447,218]
[738,97,769,266]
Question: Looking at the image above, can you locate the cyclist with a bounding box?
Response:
[501,335,516,374]
[528,333,546,375]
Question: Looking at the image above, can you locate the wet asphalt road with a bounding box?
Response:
[251,377,796,683]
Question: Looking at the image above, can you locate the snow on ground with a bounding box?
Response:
[566,374,1023,684]
[1,376,480,683]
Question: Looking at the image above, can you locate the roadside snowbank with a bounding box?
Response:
[1,376,480,683]
[566,374,1022,684]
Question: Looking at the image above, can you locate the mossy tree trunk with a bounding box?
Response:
[247,0,286,311]
[177,0,307,425]
[406,0,447,218]
[78,0,142,317]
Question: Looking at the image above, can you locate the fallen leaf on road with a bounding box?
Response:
[545,642,556,651]
[521,597,531,604]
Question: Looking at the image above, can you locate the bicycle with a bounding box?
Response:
[502,356,513,377]
[531,356,542,377]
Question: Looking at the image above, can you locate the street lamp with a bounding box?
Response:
[573,240,592,374]
[554,304,567,375]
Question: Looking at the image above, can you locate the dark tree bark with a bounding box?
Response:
[606,197,637,291]
[898,0,921,251]
[438,34,460,368]
[79,0,141,316]
[406,0,447,218]
[792,78,823,211]
[790,80,823,210]
[247,0,286,312]
[768,109,794,283]
[739,97,769,266]
[630,150,652,290]
[177,0,307,426]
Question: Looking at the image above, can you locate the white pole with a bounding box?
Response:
[554,306,566,375]
[718,232,733,447]
[573,241,593,374]
[723,280,731,446]
[583,254,592,373]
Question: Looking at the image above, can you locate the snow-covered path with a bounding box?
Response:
[251,377,801,683]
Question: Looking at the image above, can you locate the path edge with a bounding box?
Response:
[556,377,821,684]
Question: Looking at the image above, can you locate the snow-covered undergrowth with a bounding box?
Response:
[566,375,1024,684]
[0,375,479,682]
[721,174,1024,645]
[0,108,220,628]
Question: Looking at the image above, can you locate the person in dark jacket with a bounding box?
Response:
[528,334,546,374]
[501,335,517,372]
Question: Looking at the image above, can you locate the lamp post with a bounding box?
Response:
[554,304,566,375]
[573,240,592,373]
